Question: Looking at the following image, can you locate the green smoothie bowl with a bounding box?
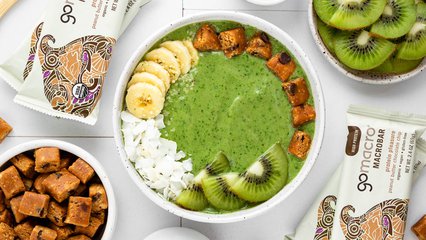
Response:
[113,11,325,223]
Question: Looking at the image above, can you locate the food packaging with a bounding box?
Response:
[285,105,426,240]
[0,0,150,125]
[0,0,17,18]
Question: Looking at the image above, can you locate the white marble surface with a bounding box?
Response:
[1,0,426,239]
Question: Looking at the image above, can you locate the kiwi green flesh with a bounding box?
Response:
[329,0,387,30]
[314,0,340,24]
[205,151,231,175]
[202,173,246,211]
[230,143,288,203]
[397,4,426,60]
[175,185,209,211]
[373,54,422,73]
[370,0,417,39]
[334,30,396,70]
[317,16,338,53]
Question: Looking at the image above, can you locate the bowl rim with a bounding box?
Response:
[0,139,117,240]
[307,0,426,85]
[112,10,325,223]
[245,0,286,6]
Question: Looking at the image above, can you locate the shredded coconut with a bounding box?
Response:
[121,111,194,200]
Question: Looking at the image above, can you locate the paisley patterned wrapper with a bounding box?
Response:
[285,106,426,240]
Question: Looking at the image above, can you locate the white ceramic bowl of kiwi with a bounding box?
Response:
[308,0,426,85]
[113,11,325,223]
[0,140,117,240]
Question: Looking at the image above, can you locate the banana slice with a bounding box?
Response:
[145,47,181,83]
[160,41,192,75]
[128,72,166,96]
[183,40,199,67]
[126,82,165,119]
[134,61,171,91]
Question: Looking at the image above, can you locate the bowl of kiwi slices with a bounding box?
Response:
[308,0,426,84]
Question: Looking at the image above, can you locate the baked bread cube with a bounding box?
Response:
[68,235,91,240]
[42,169,80,202]
[193,24,221,51]
[288,131,312,159]
[14,221,34,240]
[0,222,15,240]
[92,210,106,224]
[292,104,316,127]
[65,196,92,227]
[34,173,50,194]
[19,191,50,218]
[282,78,310,106]
[10,195,27,223]
[75,215,103,237]
[49,224,73,240]
[246,32,272,59]
[413,215,426,240]
[23,178,34,191]
[89,184,108,212]
[218,27,246,58]
[0,166,26,199]
[11,154,35,178]
[69,158,95,184]
[0,190,5,212]
[47,201,67,226]
[34,147,61,173]
[29,225,57,240]
[0,210,13,226]
[266,52,297,82]
[0,118,12,144]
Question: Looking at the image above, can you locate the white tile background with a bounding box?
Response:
[1,0,426,239]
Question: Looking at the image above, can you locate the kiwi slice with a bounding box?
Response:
[396,2,426,60]
[372,54,423,73]
[329,0,387,30]
[370,0,416,39]
[314,0,340,24]
[317,17,338,53]
[334,30,396,70]
[230,143,288,203]
[175,152,230,211]
[202,173,246,211]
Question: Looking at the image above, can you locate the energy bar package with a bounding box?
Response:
[0,0,150,125]
[285,105,426,240]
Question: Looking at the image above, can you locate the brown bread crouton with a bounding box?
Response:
[266,52,297,82]
[47,201,67,226]
[14,221,34,240]
[34,173,49,194]
[75,215,103,237]
[0,166,26,199]
[292,104,316,127]
[49,224,73,240]
[29,225,57,240]
[42,169,80,202]
[18,191,50,218]
[193,24,221,51]
[218,27,247,58]
[0,210,13,226]
[68,158,95,184]
[65,197,92,227]
[11,154,35,178]
[89,184,108,212]
[282,77,310,106]
[0,222,15,240]
[246,32,272,59]
[10,195,27,223]
[68,235,91,240]
[34,148,61,173]
[0,118,12,144]
[288,131,312,159]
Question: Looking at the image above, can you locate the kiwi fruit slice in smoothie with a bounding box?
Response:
[370,0,416,39]
[373,54,423,73]
[396,2,426,60]
[202,173,246,211]
[230,143,288,203]
[175,152,230,211]
[317,17,338,53]
[334,30,396,70]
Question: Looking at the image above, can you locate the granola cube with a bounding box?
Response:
[193,24,221,51]
[288,131,312,159]
[0,222,15,240]
[266,52,297,82]
[10,195,27,223]
[34,147,61,173]
[218,27,246,58]
[11,154,35,178]
[65,196,92,227]
[0,166,26,199]
[42,169,80,202]
[292,104,316,127]
[413,215,426,240]
[68,159,95,184]
[47,201,67,226]
[0,190,5,212]
[282,77,310,106]
[92,210,106,224]
[34,174,50,194]
[29,225,57,240]
[18,191,50,218]
[0,118,12,144]
[75,216,103,237]
[246,32,272,59]
[14,221,34,240]
[89,184,108,212]
[23,178,33,191]
[0,210,13,226]
[67,235,91,240]
[49,224,73,240]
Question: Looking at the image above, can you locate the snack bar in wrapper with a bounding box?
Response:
[285,106,426,240]
[0,0,150,125]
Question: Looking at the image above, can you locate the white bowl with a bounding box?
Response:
[144,227,209,240]
[113,11,325,223]
[308,0,426,85]
[0,140,117,240]
[245,0,287,6]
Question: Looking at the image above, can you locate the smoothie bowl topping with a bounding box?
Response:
[119,19,318,215]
